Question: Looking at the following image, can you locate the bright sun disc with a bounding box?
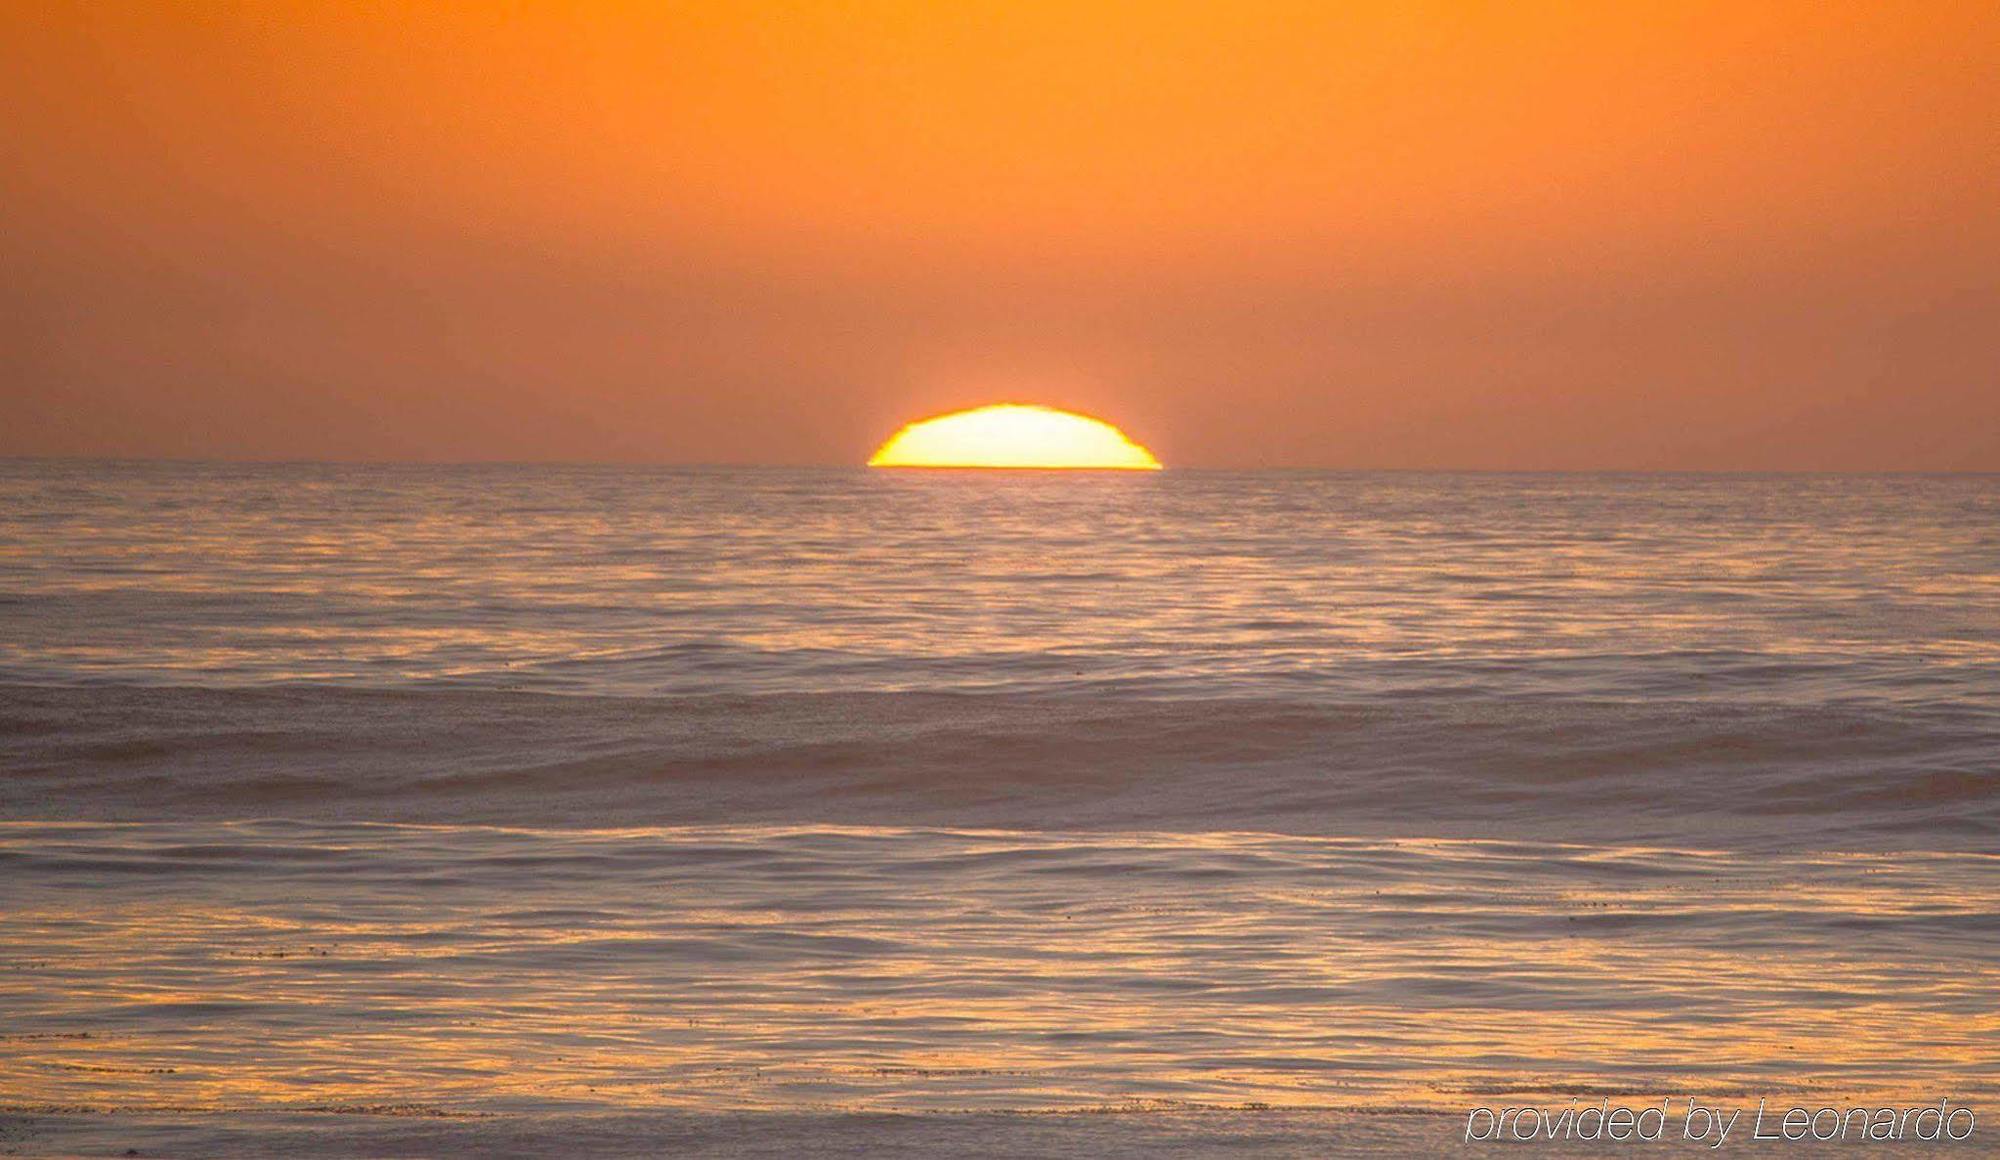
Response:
[868,404,1162,470]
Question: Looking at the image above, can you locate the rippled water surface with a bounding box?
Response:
[2,462,1996,1155]
[5,821,1996,1117]
[5,462,1997,701]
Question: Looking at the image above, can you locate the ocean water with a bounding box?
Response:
[2,461,1996,1156]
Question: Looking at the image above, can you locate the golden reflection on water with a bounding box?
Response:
[2,824,1994,1116]
[4,466,1998,697]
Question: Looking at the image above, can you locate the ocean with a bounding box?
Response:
[2,461,1996,1156]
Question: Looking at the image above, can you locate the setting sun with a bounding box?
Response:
[868,404,1162,470]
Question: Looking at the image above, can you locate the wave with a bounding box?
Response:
[3,683,1992,850]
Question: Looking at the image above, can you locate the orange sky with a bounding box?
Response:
[4,1,1996,468]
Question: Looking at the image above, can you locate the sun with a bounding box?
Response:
[868,404,1162,470]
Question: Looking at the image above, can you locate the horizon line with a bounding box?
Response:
[1,454,1995,477]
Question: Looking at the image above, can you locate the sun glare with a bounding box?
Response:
[868,404,1162,470]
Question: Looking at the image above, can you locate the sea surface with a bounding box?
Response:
[2,461,1996,1156]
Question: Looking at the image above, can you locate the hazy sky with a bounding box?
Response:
[4,1,1996,469]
